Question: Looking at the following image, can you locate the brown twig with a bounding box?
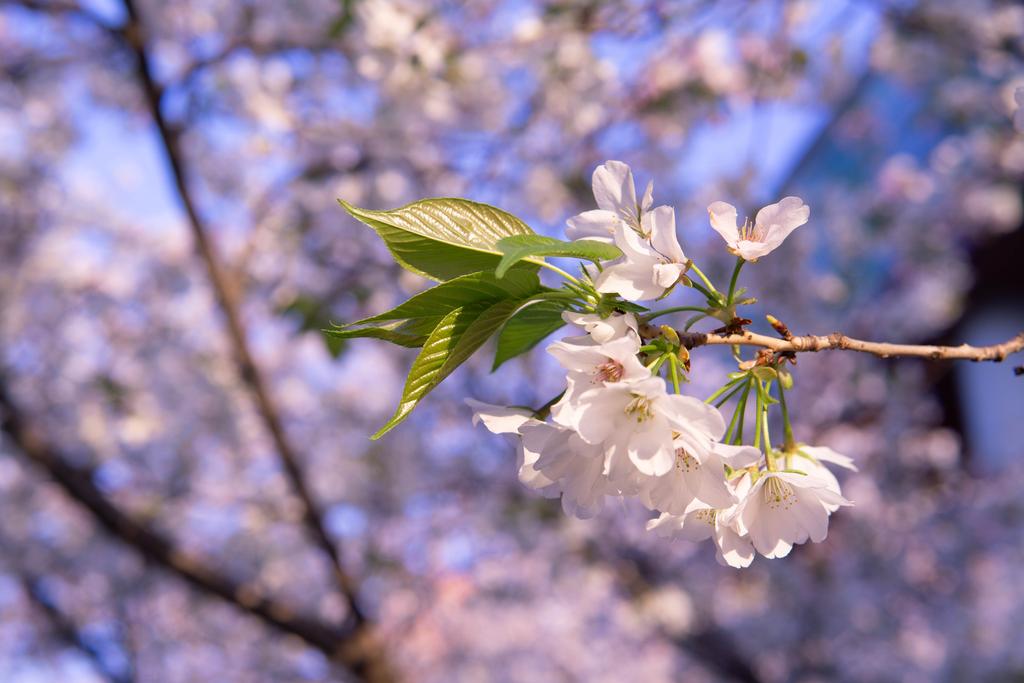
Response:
[641,324,1024,364]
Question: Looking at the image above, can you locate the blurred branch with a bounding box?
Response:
[115,0,391,670]
[19,573,135,683]
[0,383,350,659]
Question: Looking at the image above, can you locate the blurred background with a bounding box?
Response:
[1,1,1023,681]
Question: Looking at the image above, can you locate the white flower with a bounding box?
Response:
[561,311,638,344]
[467,400,559,494]
[595,206,688,301]
[552,376,715,477]
[468,400,614,517]
[565,160,653,242]
[789,444,857,512]
[727,471,851,559]
[707,196,810,261]
[640,436,761,513]
[520,421,614,518]
[547,335,649,396]
[647,491,755,569]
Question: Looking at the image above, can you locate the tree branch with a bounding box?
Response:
[641,324,1024,364]
[0,384,347,657]
[19,573,135,683]
[117,0,382,657]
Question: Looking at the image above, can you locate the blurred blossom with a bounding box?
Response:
[963,183,1023,232]
[0,0,1022,681]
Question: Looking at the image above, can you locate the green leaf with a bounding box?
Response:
[327,270,547,350]
[492,300,569,370]
[494,235,622,278]
[372,299,523,439]
[340,198,538,281]
[324,318,436,348]
[345,270,543,326]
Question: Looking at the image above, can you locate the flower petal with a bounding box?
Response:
[627,421,675,476]
[466,399,533,434]
[566,209,619,242]
[708,201,740,245]
[754,196,809,250]
[712,442,762,468]
[714,523,755,568]
[645,205,685,263]
[663,395,727,441]
[800,445,858,472]
[592,160,637,219]
[640,179,654,213]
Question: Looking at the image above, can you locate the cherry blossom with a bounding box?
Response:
[707,196,810,261]
[565,160,653,241]
[468,399,613,517]
[789,444,858,512]
[727,471,852,559]
[647,502,756,569]
[551,376,722,478]
[561,311,639,344]
[466,400,559,495]
[594,206,688,301]
[640,438,761,513]
[546,335,649,396]
[520,421,616,519]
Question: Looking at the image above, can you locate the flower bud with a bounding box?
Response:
[659,325,680,346]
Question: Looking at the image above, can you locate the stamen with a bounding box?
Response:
[619,206,644,235]
[674,448,699,473]
[624,394,655,422]
[693,509,717,526]
[738,217,767,243]
[595,359,625,383]
[762,476,796,510]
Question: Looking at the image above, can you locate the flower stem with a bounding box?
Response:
[777,381,796,452]
[705,377,743,405]
[536,260,582,285]
[686,280,717,301]
[688,263,718,296]
[753,385,763,451]
[728,379,753,445]
[669,356,681,393]
[713,381,747,408]
[726,256,745,305]
[644,305,709,322]
[684,313,708,331]
[647,355,667,374]
[756,380,776,470]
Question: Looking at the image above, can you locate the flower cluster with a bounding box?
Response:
[472,162,853,567]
